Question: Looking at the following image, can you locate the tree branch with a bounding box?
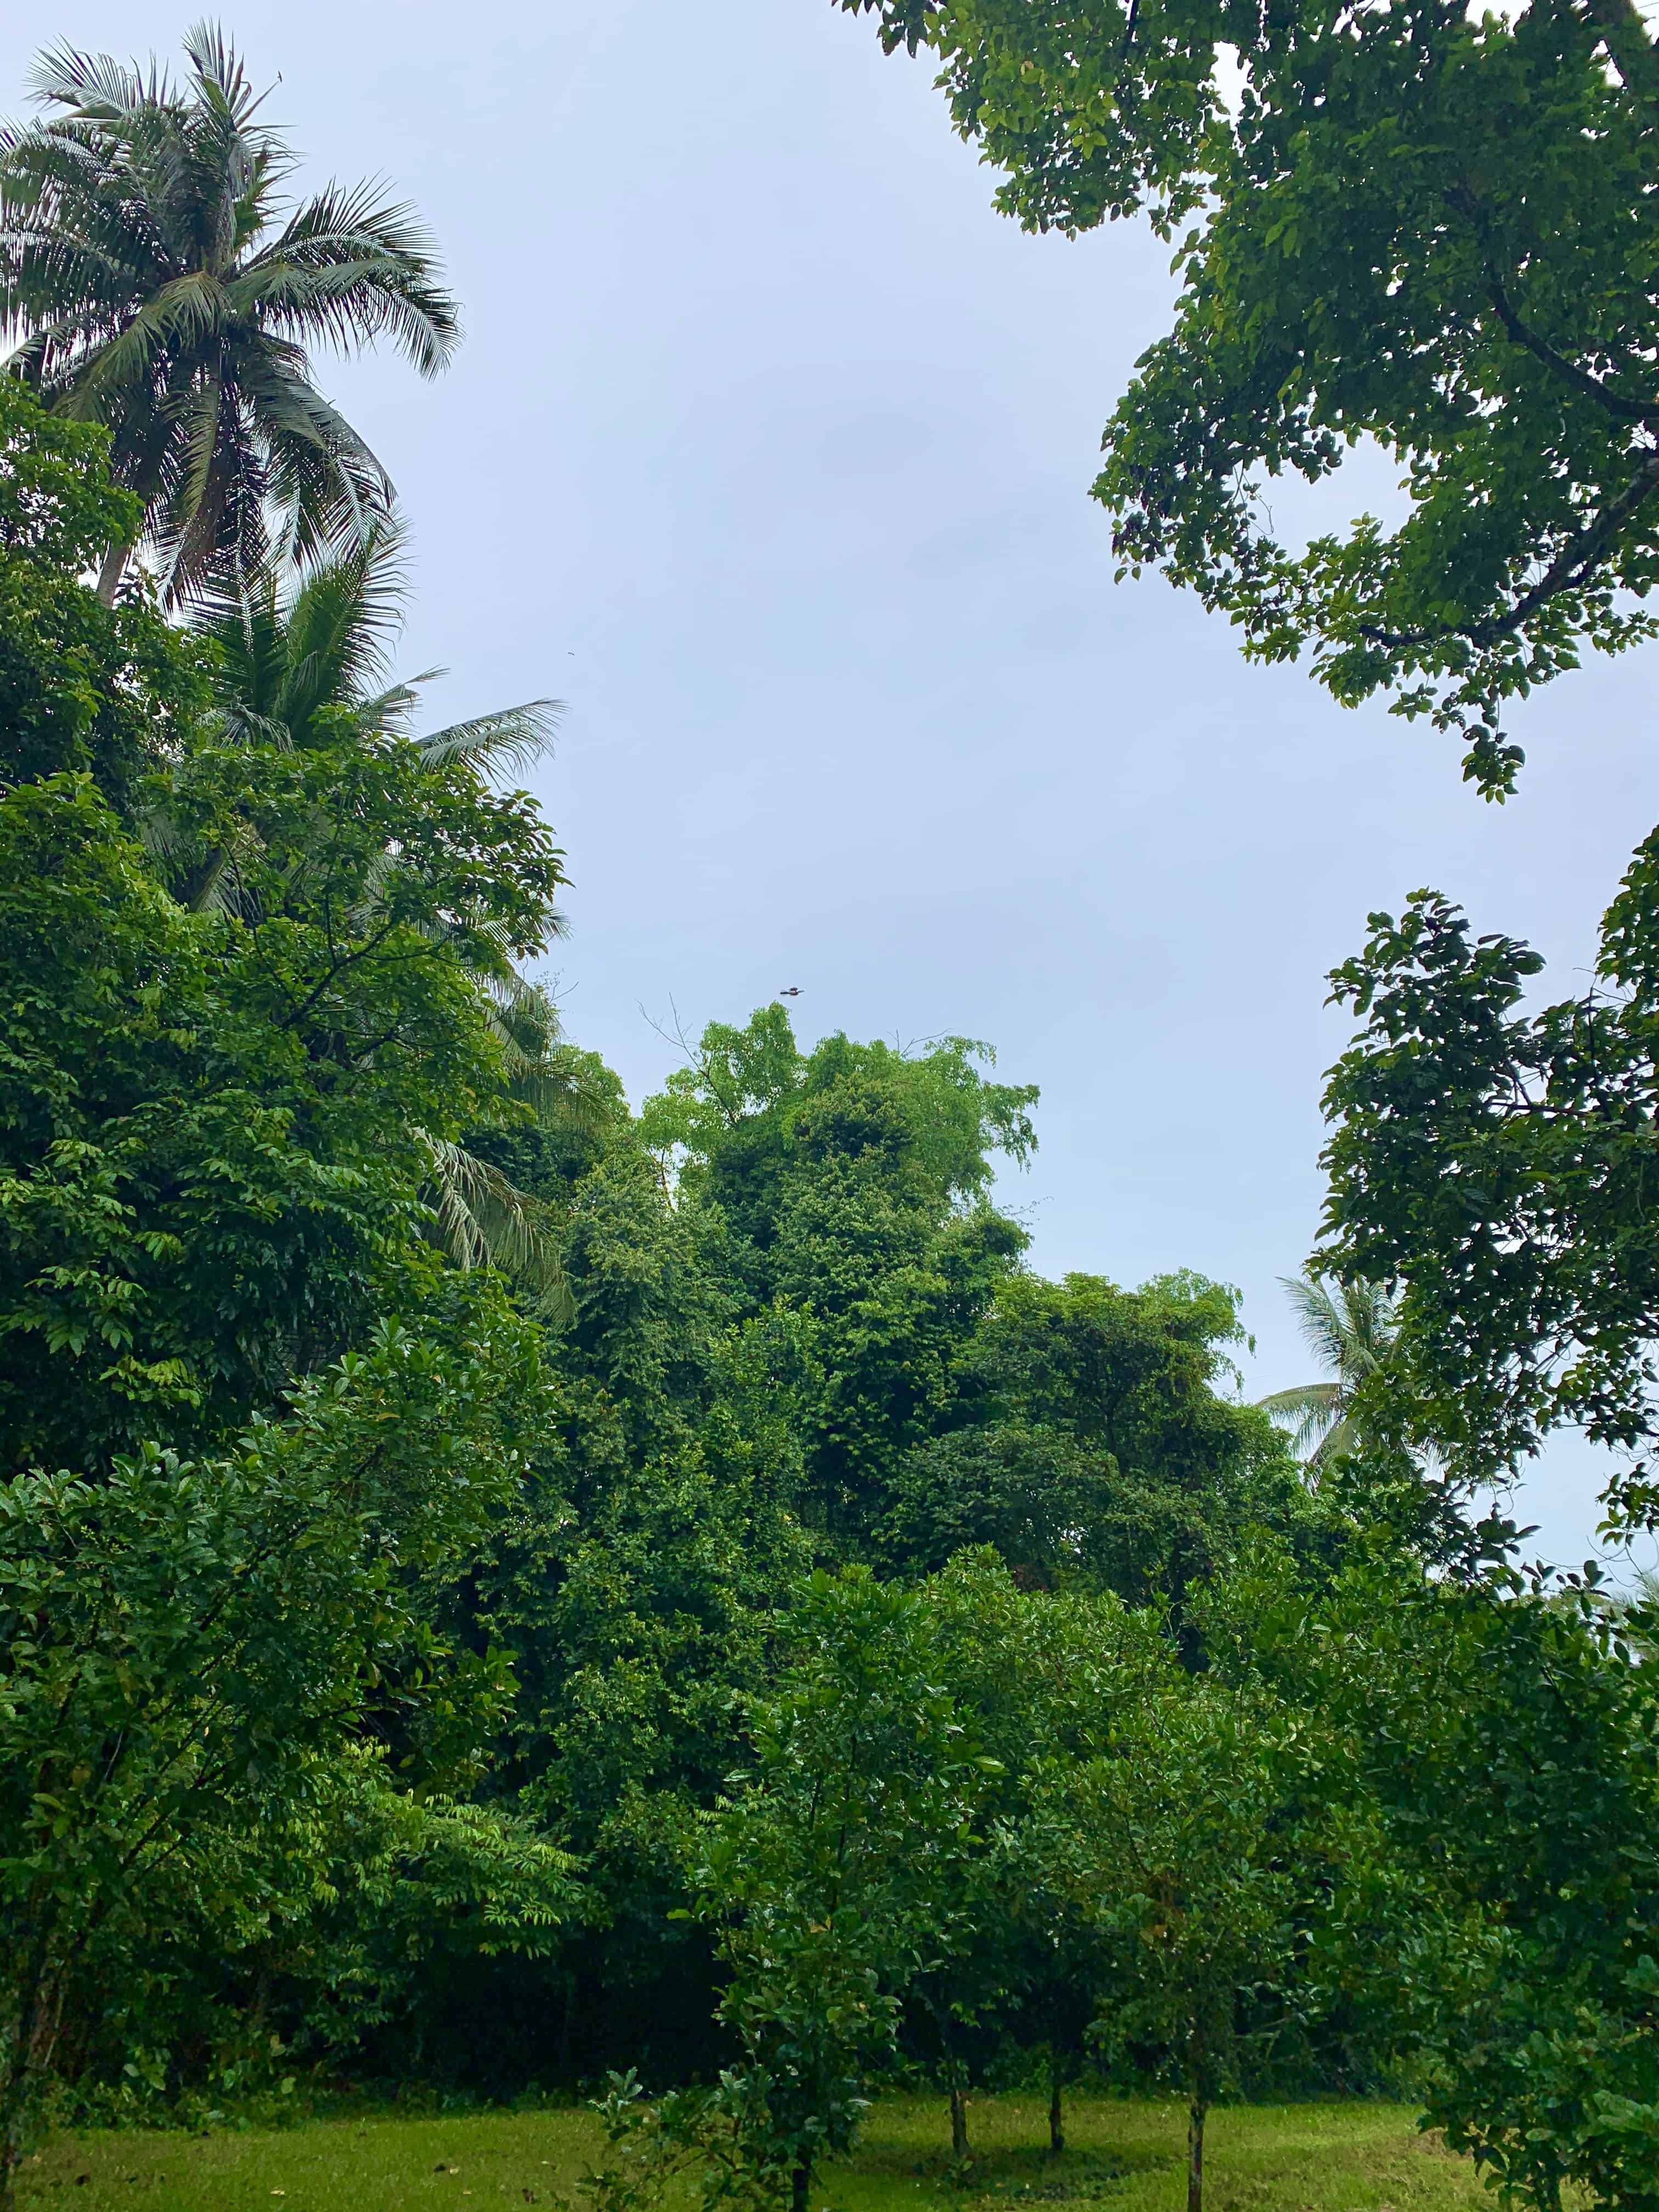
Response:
[1360,448,1659,653]
[1579,0,1659,124]
[1485,275,1659,429]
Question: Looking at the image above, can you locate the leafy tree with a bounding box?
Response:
[1255,1274,1401,1474]
[0,24,458,601]
[877,1421,1130,1585]
[0,381,209,815]
[837,0,1659,791]
[642,1012,1036,1540]
[1234,1550,1659,2212]
[0,737,562,1471]
[694,1568,996,2212]
[642,1010,1036,1265]
[0,1299,576,2198]
[1028,1670,1305,2212]
[1318,836,1659,1534]
[173,519,590,1286]
[936,1272,1313,1611]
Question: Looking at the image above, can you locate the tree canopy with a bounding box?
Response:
[3,25,1658,2212]
[837,0,1659,792]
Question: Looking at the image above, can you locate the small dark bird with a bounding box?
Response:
[778,986,801,997]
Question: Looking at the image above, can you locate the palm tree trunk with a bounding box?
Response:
[950,2084,969,2159]
[96,538,133,606]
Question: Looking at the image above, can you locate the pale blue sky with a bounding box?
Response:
[14,0,1657,1571]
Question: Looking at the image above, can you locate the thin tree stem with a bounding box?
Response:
[1187,2098,1205,2212]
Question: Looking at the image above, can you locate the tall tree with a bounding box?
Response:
[641,1009,1037,1540]
[1318,840,1659,1537]
[0,738,563,1471]
[837,0,1659,792]
[912,1271,1312,1611]
[0,23,458,602]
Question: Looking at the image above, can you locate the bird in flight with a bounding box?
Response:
[778,986,802,998]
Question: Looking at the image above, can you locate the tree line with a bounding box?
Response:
[1,18,1658,2212]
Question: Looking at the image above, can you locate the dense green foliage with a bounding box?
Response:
[5,30,1659,2212]
[836,0,1659,792]
[0,381,207,812]
[1318,835,1659,1537]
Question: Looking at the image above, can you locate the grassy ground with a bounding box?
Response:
[15,2091,1492,2212]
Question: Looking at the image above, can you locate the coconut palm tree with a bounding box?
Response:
[0,22,458,603]
[1256,1273,1402,1474]
[168,524,601,1304]
[193,518,556,777]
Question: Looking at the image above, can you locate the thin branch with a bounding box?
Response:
[1484,273,1659,431]
[1359,448,1659,653]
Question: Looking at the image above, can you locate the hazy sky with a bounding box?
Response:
[14,0,1657,1570]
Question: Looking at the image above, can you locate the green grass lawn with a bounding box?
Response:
[15,2093,1492,2212]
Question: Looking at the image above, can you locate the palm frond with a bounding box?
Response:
[26,44,171,123]
[421,1133,569,1318]
[241,178,460,373]
[276,518,408,723]
[1256,1380,1347,1460]
[415,699,562,778]
[353,674,436,738]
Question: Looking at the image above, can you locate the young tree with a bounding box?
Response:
[1028,1672,1304,2212]
[837,0,1659,791]
[1234,1549,1659,2212]
[693,1569,996,2212]
[0,25,458,600]
[924,1558,1157,2159]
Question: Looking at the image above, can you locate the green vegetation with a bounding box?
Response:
[13,2095,1490,2212]
[0,27,456,600]
[837,0,1659,792]
[3,15,1659,2212]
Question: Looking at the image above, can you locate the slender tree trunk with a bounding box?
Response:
[791,2155,811,2212]
[950,2084,969,2160]
[96,539,133,607]
[1048,2069,1064,2157]
[0,2061,21,2212]
[1,1967,65,2211]
[1186,2098,1205,2212]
